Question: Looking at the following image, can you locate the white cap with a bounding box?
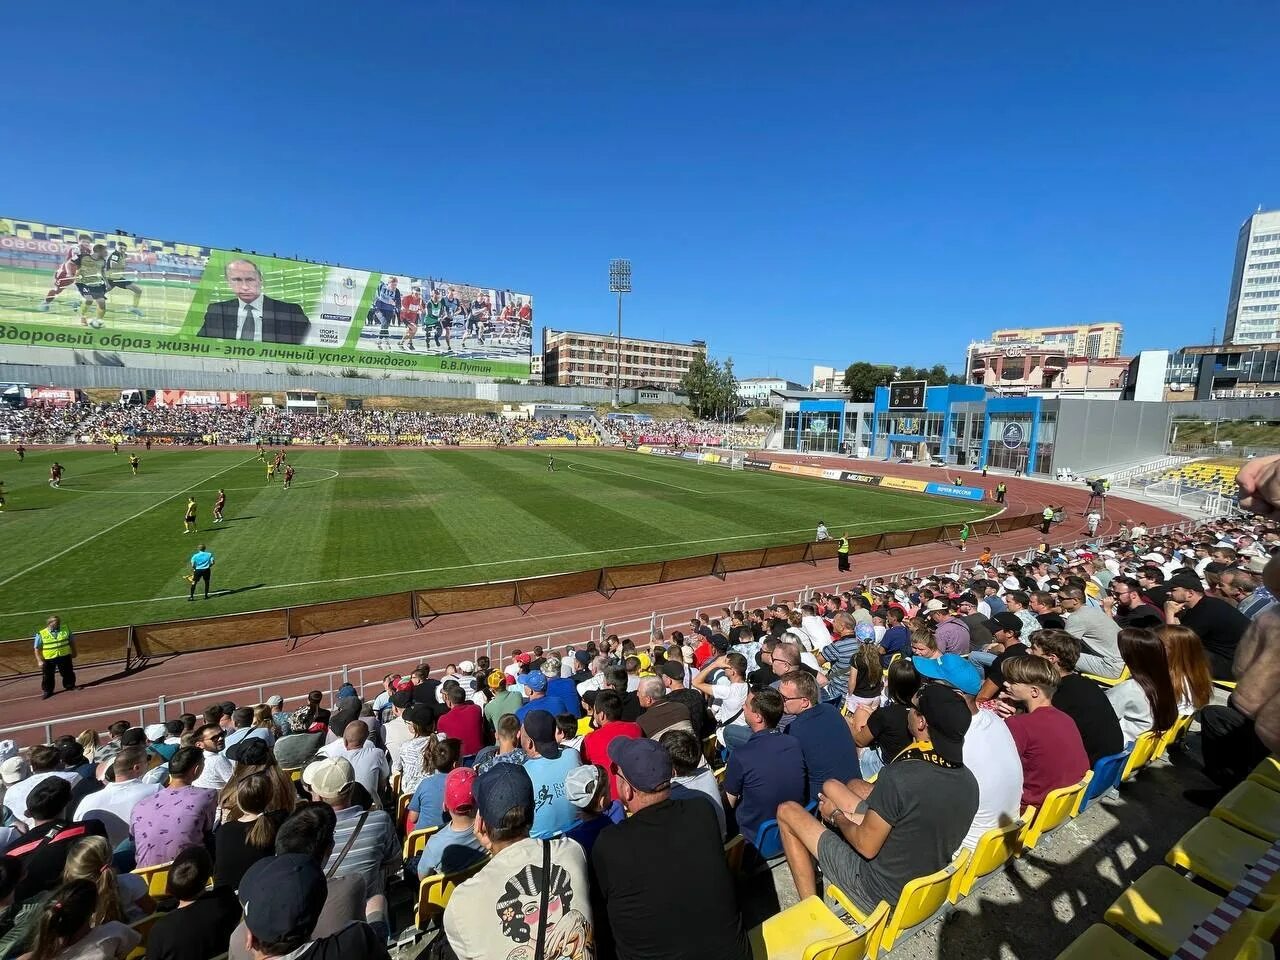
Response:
[0,757,29,786]
[1141,553,1165,563]
[1003,575,1020,590]
[144,724,167,742]
[457,660,476,675]
[924,599,947,613]
[0,741,18,764]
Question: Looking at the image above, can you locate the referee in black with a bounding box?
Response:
[189,543,214,600]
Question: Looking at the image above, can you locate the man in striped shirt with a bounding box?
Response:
[372,276,401,350]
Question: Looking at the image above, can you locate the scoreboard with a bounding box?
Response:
[888,380,927,410]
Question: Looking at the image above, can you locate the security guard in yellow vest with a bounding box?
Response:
[34,615,76,700]
[1041,505,1055,536]
[837,533,851,572]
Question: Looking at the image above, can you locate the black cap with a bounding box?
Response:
[226,736,271,765]
[658,661,685,682]
[390,690,413,709]
[522,710,561,760]
[915,684,972,766]
[1167,570,1204,592]
[240,854,327,943]
[984,613,1023,635]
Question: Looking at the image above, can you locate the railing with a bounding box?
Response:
[0,513,1205,746]
[0,535,1051,745]
[0,514,1042,679]
[1106,455,1192,483]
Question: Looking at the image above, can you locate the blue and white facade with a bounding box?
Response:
[774,386,1171,477]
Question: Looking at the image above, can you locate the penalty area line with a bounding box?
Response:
[0,456,259,590]
[1,506,986,618]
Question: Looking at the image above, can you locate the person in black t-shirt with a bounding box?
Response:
[1027,629,1124,765]
[1105,576,1164,630]
[975,614,1029,702]
[146,847,241,960]
[239,854,388,960]
[747,638,780,689]
[1165,572,1250,680]
[5,778,108,903]
[659,662,710,740]
[1136,566,1171,611]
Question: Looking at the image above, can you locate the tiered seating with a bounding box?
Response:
[1159,460,1242,496]
[1057,756,1280,958]
[751,720,1185,960]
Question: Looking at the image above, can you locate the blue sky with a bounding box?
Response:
[3,2,1277,383]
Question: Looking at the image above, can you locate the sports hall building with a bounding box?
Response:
[772,384,1173,478]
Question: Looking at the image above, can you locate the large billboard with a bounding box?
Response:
[0,217,533,378]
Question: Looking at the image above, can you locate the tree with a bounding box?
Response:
[843,362,890,401]
[680,353,739,419]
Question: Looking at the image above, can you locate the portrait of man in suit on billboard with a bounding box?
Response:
[196,258,311,344]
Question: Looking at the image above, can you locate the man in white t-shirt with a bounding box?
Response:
[957,690,1023,850]
[693,652,749,748]
[799,604,833,653]
[318,721,389,803]
[73,747,160,848]
[2,745,80,828]
[191,724,234,790]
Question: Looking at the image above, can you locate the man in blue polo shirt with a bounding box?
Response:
[188,544,214,600]
[514,670,570,723]
[722,688,805,846]
[779,670,860,802]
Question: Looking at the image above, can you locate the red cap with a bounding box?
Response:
[444,767,477,813]
[515,653,532,665]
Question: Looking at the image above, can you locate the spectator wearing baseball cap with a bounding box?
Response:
[239,854,388,960]
[591,737,749,960]
[304,757,402,910]
[974,613,1031,702]
[562,764,623,855]
[519,710,580,839]
[442,764,595,960]
[514,670,571,724]
[265,695,290,736]
[418,767,486,878]
[777,682,979,917]
[1001,654,1090,808]
[542,657,583,719]
[482,671,523,731]
[1165,568,1251,680]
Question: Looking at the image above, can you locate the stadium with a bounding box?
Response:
[0,207,1276,960]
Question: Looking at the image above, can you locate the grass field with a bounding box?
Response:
[0,448,996,639]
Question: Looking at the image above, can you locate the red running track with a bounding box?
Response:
[0,453,1185,742]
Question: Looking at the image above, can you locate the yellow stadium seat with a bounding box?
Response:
[414,857,490,929]
[397,793,412,832]
[131,861,172,897]
[1212,781,1280,841]
[126,912,163,960]
[1213,678,1239,692]
[748,896,889,960]
[714,766,727,784]
[950,807,1034,901]
[403,825,439,862]
[1153,714,1193,762]
[1054,924,1158,959]
[1167,817,1280,909]
[391,771,402,795]
[1249,757,1280,793]
[576,716,593,737]
[284,767,303,783]
[1105,865,1271,956]
[1022,775,1090,850]
[1121,732,1162,782]
[830,849,970,954]
[1081,666,1131,688]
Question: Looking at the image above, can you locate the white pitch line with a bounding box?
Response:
[0,506,988,618]
[0,456,258,589]
[564,459,709,495]
[52,468,342,495]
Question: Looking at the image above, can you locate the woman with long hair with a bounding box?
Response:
[213,772,286,890]
[74,731,98,759]
[60,837,153,925]
[405,737,462,831]
[1107,627,1179,743]
[847,658,920,779]
[396,709,438,795]
[216,742,296,824]
[25,880,140,960]
[1157,624,1213,715]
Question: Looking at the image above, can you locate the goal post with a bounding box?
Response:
[696,446,746,470]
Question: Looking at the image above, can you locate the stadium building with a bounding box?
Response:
[772,383,1172,478]
[541,328,706,390]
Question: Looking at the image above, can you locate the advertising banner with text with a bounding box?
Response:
[0,217,533,378]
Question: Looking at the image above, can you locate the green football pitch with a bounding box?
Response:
[0,448,996,640]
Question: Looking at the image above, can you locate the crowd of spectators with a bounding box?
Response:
[4,456,1280,958]
[0,404,767,449]
[611,418,769,448]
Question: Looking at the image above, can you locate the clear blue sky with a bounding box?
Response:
[3,2,1277,384]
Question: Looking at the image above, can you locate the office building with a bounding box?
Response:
[541,329,706,390]
[1224,209,1280,344]
[987,323,1124,359]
